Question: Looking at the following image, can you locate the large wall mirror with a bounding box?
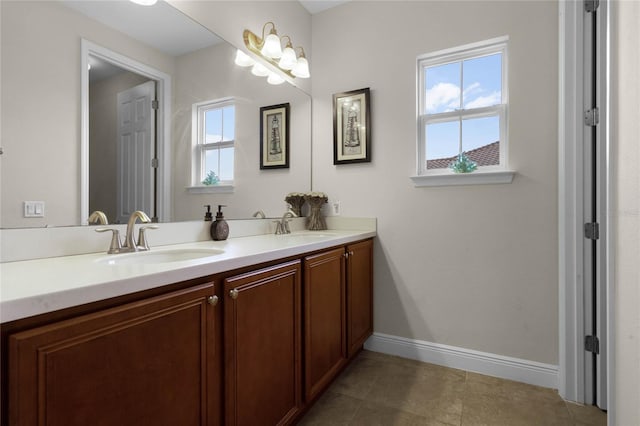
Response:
[0,0,312,228]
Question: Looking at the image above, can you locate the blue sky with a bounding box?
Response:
[425,53,501,161]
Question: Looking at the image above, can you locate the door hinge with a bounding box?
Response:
[585,335,600,354]
[151,158,159,168]
[584,222,600,240]
[151,100,159,110]
[585,0,599,12]
[584,108,599,126]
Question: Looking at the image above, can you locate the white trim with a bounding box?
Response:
[364,332,558,389]
[558,0,585,403]
[416,36,509,177]
[80,39,172,224]
[410,170,515,187]
[186,185,234,194]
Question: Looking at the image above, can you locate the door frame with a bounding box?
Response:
[558,0,612,419]
[80,39,172,224]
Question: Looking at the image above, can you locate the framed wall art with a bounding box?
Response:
[333,87,371,164]
[260,103,290,169]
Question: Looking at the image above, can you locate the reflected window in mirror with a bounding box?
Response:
[193,98,235,187]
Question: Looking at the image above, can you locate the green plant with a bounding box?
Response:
[449,152,478,173]
[202,170,219,185]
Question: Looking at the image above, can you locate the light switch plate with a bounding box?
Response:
[24,201,45,218]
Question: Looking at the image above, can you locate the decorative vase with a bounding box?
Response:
[284,193,306,217]
[305,192,328,231]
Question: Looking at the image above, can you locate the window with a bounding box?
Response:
[192,99,235,189]
[414,37,513,186]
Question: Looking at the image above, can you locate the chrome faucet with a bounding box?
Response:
[274,209,298,234]
[124,210,152,251]
[88,210,108,225]
[252,210,266,219]
[95,210,158,254]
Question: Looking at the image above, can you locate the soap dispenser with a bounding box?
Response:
[210,205,229,241]
[204,205,213,221]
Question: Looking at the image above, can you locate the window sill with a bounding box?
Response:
[186,184,234,194]
[410,170,515,187]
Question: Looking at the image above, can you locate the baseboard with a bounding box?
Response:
[364,332,558,389]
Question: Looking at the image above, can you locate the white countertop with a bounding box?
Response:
[0,230,375,323]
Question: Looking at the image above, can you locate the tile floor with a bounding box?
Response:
[298,350,607,426]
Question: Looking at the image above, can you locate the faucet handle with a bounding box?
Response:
[95,227,123,254]
[283,219,292,234]
[137,225,159,251]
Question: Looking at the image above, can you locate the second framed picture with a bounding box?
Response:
[260,103,290,169]
[333,87,371,164]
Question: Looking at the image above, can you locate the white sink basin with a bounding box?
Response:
[96,248,224,266]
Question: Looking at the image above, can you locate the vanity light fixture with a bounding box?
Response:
[237,21,311,84]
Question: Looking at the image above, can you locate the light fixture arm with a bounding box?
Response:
[260,21,278,44]
[280,35,293,49]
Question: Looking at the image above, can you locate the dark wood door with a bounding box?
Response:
[346,239,374,357]
[8,283,219,426]
[223,261,302,426]
[303,247,347,402]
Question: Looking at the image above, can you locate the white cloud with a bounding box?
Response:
[425,82,460,113]
[464,91,501,109]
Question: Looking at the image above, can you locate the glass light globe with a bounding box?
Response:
[251,63,270,77]
[260,33,283,59]
[267,72,285,85]
[234,50,255,67]
[278,47,297,70]
[292,57,310,78]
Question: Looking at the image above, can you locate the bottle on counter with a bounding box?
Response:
[210,205,229,241]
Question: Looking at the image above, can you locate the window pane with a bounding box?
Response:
[424,62,460,114]
[426,120,459,169]
[463,53,502,109]
[462,116,500,166]
[204,108,222,143]
[222,106,235,141]
[204,148,219,179]
[219,147,234,181]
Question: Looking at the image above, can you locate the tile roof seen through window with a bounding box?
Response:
[427,141,500,170]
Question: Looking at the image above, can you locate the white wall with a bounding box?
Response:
[611,0,640,423]
[312,1,559,364]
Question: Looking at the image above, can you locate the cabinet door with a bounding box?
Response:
[8,283,219,426]
[303,247,347,402]
[346,239,374,357]
[224,261,302,426]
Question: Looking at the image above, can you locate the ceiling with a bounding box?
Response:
[298,0,351,14]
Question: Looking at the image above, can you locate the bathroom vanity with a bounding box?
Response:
[0,229,374,425]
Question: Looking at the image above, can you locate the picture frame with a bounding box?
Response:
[333,87,371,164]
[260,103,290,169]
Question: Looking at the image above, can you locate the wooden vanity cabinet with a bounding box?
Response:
[303,247,348,402]
[223,261,303,426]
[346,239,374,357]
[7,283,220,426]
[303,239,374,402]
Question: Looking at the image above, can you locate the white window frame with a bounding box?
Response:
[412,36,515,187]
[188,97,235,193]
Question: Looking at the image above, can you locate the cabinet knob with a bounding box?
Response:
[350,251,354,256]
[344,252,349,259]
[207,295,219,306]
[229,289,239,299]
